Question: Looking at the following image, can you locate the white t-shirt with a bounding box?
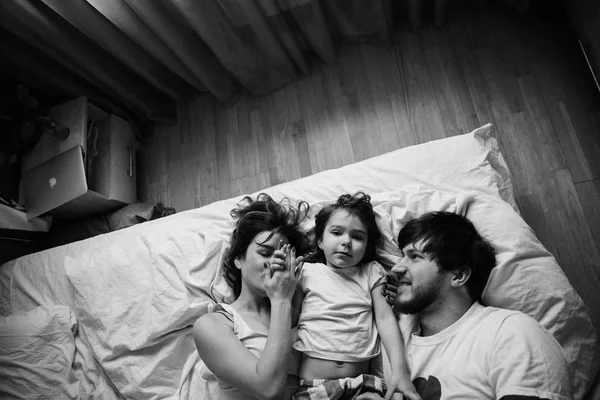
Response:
[294,261,386,362]
[406,302,573,400]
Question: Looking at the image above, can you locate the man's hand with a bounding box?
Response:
[381,283,399,308]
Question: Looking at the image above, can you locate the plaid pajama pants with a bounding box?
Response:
[292,374,387,400]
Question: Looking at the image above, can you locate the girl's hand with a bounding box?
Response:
[264,243,304,303]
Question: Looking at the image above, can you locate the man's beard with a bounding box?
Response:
[394,278,444,315]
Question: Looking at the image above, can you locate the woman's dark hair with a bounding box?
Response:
[397,211,496,302]
[311,191,382,265]
[223,193,312,298]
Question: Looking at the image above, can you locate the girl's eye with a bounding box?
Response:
[331,230,341,235]
[353,235,365,241]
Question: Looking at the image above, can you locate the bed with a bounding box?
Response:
[0,123,598,400]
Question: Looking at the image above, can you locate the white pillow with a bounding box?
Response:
[0,305,80,399]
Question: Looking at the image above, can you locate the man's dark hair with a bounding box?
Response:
[397,211,496,302]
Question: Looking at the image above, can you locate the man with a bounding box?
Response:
[381,211,573,400]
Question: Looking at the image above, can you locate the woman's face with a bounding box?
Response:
[237,230,290,295]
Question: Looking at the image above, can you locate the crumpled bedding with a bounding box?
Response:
[0,305,80,399]
[0,124,597,400]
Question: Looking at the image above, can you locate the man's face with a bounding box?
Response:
[390,240,450,314]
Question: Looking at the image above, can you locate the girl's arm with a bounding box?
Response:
[372,286,421,400]
[193,300,293,400]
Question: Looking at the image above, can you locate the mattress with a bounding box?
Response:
[0,124,597,400]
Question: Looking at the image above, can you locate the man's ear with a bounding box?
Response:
[450,268,471,288]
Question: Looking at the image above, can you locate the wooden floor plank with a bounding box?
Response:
[338,46,372,163]
[249,109,270,192]
[527,14,600,182]
[456,49,494,127]
[388,30,418,148]
[321,61,355,168]
[236,97,258,179]
[576,179,600,253]
[421,24,478,137]
[487,104,535,200]
[292,119,311,178]
[214,103,233,201]
[521,169,600,329]
[396,28,445,142]
[361,43,402,152]
[516,75,567,171]
[199,100,221,206]
[353,45,387,159]
[296,72,327,173]
[269,84,303,185]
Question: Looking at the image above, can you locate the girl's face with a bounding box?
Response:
[237,230,289,295]
[319,209,368,269]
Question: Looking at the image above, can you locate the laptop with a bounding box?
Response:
[22,145,88,220]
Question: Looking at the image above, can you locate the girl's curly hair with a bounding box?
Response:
[311,191,382,265]
[223,193,312,298]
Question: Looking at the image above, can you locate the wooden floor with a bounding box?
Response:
[139,3,600,333]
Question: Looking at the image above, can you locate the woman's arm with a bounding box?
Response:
[372,287,420,400]
[193,301,293,400]
[194,246,301,400]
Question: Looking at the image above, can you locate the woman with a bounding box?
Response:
[193,194,312,400]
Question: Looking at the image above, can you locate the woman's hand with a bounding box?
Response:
[264,242,304,303]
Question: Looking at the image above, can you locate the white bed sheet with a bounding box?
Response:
[0,124,596,400]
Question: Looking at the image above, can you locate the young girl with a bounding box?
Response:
[292,192,420,400]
